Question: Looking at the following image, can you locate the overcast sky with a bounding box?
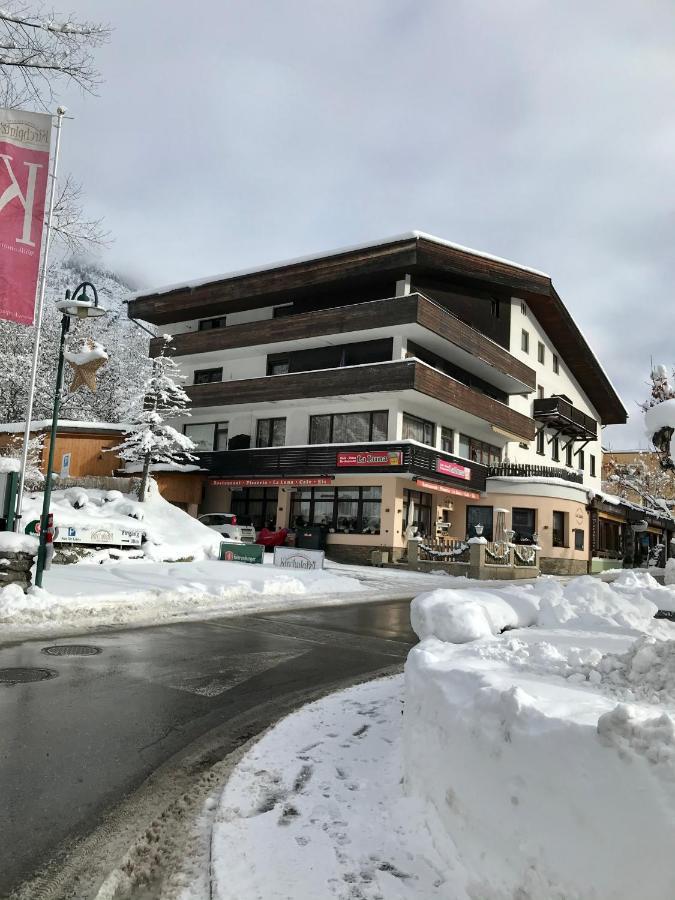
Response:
[54,0,675,449]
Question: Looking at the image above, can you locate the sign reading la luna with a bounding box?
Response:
[336,450,403,467]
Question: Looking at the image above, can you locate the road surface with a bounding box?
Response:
[0,599,416,898]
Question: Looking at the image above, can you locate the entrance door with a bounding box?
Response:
[466,505,493,540]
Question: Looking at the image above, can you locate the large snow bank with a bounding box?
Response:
[20,482,221,562]
[405,575,675,899]
[0,532,39,554]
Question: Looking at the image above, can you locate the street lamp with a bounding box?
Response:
[35,282,106,587]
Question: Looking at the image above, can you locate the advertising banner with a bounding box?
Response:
[53,525,143,546]
[273,546,325,570]
[219,541,264,564]
[0,108,52,325]
[415,478,480,500]
[336,450,403,467]
[211,477,333,488]
[436,458,472,480]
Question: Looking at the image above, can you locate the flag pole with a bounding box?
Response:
[13,107,66,532]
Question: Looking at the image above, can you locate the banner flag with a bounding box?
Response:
[0,108,52,325]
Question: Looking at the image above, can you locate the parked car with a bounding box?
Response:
[198,513,256,543]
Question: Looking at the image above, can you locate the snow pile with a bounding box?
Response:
[411,586,538,643]
[0,531,39,554]
[0,457,20,473]
[20,482,220,562]
[405,577,675,900]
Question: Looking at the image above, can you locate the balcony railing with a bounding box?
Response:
[532,397,597,439]
[488,462,584,484]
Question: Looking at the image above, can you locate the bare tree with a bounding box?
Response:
[603,453,675,513]
[0,3,110,109]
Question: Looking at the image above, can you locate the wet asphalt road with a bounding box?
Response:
[0,600,416,897]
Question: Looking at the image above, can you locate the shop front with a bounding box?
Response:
[197,441,487,564]
[589,495,674,572]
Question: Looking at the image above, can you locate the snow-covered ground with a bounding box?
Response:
[165,571,675,900]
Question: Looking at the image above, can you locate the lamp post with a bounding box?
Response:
[35,282,106,587]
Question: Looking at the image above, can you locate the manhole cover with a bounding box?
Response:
[0,667,57,684]
[42,645,102,657]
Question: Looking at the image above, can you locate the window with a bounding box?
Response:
[536,430,545,456]
[198,316,226,331]
[466,505,494,540]
[552,353,559,374]
[193,367,222,385]
[598,518,623,556]
[458,434,501,466]
[441,427,454,454]
[231,487,278,530]
[490,298,500,318]
[273,305,294,318]
[521,330,529,353]
[403,489,432,538]
[590,455,596,477]
[537,385,545,399]
[574,528,585,551]
[552,510,567,547]
[538,341,545,364]
[402,413,435,446]
[290,486,381,534]
[184,421,228,451]
[512,508,536,543]
[577,449,585,471]
[267,354,290,376]
[520,301,527,316]
[309,411,388,444]
[565,443,573,467]
[256,417,286,448]
[215,422,229,450]
[551,436,559,461]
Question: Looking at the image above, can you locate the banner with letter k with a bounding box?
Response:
[0,108,52,325]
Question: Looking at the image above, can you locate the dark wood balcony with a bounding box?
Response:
[488,462,583,484]
[198,441,488,494]
[151,293,536,394]
[532,395,597,440]
[185,359,536,442]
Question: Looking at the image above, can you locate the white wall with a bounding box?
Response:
[507,298,602,490]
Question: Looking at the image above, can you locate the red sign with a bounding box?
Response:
[436,458,472,481]
[0,109,52,325]
[336,450,403,467]
[416,478,481,500]
[211,477,333,487]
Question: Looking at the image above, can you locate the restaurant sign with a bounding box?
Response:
[436,458,471,480]
[416,478,480,500]
[211,477,333,487]
[336,450,403,467]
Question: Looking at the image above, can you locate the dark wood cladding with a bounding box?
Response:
[151,293,536,392]
[129,239,418,324]
[185,359,535,442]
[199,442,488,493]
[186,361,416,407]
[413,364,535,441]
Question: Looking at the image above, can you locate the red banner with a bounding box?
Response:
[436,458,472,480]
[336,450,403,467]
[416,478,480,499]
[0,109,52,325]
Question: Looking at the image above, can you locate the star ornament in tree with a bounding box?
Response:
[64,340,109,393]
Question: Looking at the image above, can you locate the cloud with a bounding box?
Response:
[55,0,675,448]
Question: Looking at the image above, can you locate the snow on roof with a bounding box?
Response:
[0,420,128,434]
[127,231,550,302]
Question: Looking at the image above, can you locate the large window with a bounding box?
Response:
[231,487,278,530]
[267,354,290,375]
[403,489,432,538]
[198,316,226,331]
[309,411,388,444]
[458,434,501,466]
[402,413,435,446]
[184,421,228,451]
[256,417,286,448]
[552,510,567,547]
[598,518,623,556]
[193,367,222,385]
[512,507,536,543]
[466,505,494,540]
[290,486,381,534]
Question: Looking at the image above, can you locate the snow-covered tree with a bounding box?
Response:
[0,431,44,488]
[111,338,197,501]
[0,4,109,109]
[642,365,675,471]
[603,453,675,512]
